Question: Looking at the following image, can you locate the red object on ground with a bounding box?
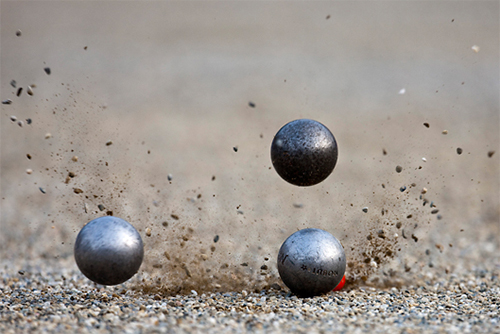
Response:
[333,275,346,291]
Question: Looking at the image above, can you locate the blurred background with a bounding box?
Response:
[1,1,498,293]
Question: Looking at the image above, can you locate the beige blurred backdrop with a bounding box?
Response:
[1,1,498,293]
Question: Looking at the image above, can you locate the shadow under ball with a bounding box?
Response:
[74,216,144,285]
[271,119,338,187]
[277,228,346,297]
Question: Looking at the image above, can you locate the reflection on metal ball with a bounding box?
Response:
[271,119,338,186]
[74,216,144,285]
[277,228,346,297]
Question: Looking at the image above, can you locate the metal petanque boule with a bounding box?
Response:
[277,228,346,297]
[74,216,144,285]
[271,119,338,187]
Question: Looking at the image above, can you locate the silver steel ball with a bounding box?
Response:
[74,216,144,285]
[277,228,346,297]
[271,119,338,187]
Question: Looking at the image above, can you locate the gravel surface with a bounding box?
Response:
[1,2,499,333]
[1,259,499,333]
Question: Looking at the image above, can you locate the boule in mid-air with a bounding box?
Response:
[271,119,338,186]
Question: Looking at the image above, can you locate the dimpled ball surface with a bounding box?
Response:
[74,216,144,285]
[271,119,338,186]
[277,228,346,297]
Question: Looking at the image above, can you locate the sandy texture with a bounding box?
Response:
[1,1,499,333]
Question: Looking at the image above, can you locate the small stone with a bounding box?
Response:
[442,130,448,135]
[145,228,152,237]
[10,115,17,121]
[45,133,52,139]
[39,187,46,194]
[26,169,33,174]
[213,235,219,243]
[423,122,429,128]
[431,209,439,214]
[3,99,13,105]
[98,204,105,211]
[16,87,23,97]
[422,157,427,162]
[26,118,32,124]
[17,121,23,127]
[71,156,78,162]
[421,187,427,194]
[362,207,368,213]
[471,45,480,53]
[395,165,403,173]
[73,188,83,194]
[488,151,495,158]
[106,140,113,146]
[10,80,16,88]
[16,30,22,36]
[400,186,406,192]
[167,174,173,181]
[398,88,406,95]
[233,146,238,152]
[18,270,25,275]
[44,67,51,75]
[248,101,256,108]
[27,86,34,96]
[457,148,463,155]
